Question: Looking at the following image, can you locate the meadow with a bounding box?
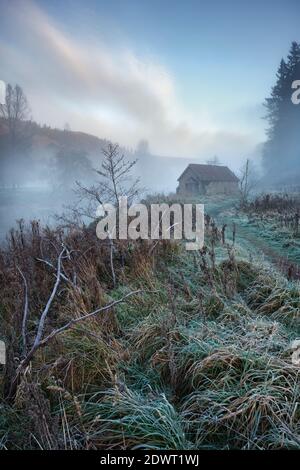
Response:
[0,194,299,450]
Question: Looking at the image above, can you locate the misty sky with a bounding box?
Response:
[1,0,299,167]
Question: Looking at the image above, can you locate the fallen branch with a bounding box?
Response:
[7,283,142,400]
[39,289,142,347]
[35,256,74,286]
[33,246,66,349]
[17,266,29,356]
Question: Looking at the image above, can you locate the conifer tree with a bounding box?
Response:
[263,42,300,180]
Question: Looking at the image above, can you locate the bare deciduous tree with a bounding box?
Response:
[135,139,150,156]
[78,142,140,215]
[58,142,141,287]
[61,142,140,226]
[0,83,32,187]
[0,84,30,144]
[206,155,221,165]
[239,159,258,207]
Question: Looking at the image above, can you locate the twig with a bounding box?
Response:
[7,288,144,400]
[35,257,74,286]
[33,246,66,349]
[39,289,142,347]
[17,266,29,356]
[109,236,116,287]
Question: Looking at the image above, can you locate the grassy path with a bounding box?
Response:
[205,197,300,278]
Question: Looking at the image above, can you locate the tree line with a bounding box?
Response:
[263,41,300,181]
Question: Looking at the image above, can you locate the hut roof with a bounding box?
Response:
[178,164,239,183]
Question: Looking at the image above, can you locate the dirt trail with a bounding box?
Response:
[206,198,300,280]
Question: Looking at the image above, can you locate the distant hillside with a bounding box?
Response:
[0,118,195,192]
[2,119,113,160]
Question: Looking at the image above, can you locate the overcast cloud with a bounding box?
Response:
[0,0,263,167]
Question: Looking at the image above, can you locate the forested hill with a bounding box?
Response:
[0,117,111,160]
[0,117,189,192]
